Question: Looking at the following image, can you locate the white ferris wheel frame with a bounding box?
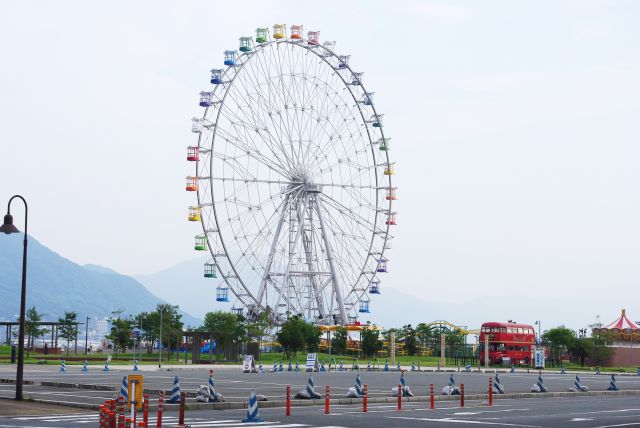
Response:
[190,30,395,325]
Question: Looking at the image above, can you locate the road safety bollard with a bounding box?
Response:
[460,384,465,408]
[142,394,149,427]
[397,384,402,411]
[118,414,125,428]
[363,384,368,413]
[99,405,105,428]
[156,391,164,428]
[286,385,291,416]
[118,396,125,428]
[126,417,132,427]
[177,391,186,428]
[325,385,330,414]
[430,384,435,410]
[488,377,493,406]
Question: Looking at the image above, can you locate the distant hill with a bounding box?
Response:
[134,257,446,328]
[0,234,200,326]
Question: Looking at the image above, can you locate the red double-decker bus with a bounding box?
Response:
[479,322,536,366]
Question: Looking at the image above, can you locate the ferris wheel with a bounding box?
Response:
[186,24,396,325]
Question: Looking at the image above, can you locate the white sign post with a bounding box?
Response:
[534,347,545,369]
[305,353,318,372]
[243,355,255,373]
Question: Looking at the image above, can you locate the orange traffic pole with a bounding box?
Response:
[156,391,164,428]
[430,383,435,410]
[325,385,330,414]
[397,384,402,411]
[460,383,465,407]
[286,385,291,416]
[143,394,149,427]
[363,384,368,413]
[177,391,186,428]
[489,377,493,407]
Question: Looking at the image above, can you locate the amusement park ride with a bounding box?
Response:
[186,25,395,326]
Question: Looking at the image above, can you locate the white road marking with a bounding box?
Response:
[388,416,541,427]
[570,418,594,421]
[593,424,640,428]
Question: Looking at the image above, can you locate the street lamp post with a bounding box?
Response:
[85,316,90,354]
[1,195,29,401]
[535,320,541,345]
[158,306,163,368]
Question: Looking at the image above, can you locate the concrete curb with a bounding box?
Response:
[40,381,115,391]
[0,378,34,385]
[24,389,640,412]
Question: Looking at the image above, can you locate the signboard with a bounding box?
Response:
[305,353,318,372]
[534,347,545,369]
[242,354,255,373]
[128,374,144,410]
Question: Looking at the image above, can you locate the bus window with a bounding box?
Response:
[501,328,507,333]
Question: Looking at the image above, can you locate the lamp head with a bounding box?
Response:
[0,213,19,234]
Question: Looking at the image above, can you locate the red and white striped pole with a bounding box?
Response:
[142,394,149,427]
[363,384,368,413]
[325,385,330,414]
[177,391,186,428]
[118,396,125,428]
[460,383,465,408]
[156,391,164,428]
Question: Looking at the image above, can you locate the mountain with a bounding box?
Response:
[134,257,448,328]
[0,234,200,326]
[133,257,230,320]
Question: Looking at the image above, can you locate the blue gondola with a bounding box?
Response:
[359,300,370,313]
[216,286,229,302]
[210,69,223,84]
[224,50,237,66]
[369,281,381,294]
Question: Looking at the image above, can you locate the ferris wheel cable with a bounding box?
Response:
[216,118,293,177]
[222,70,301,173]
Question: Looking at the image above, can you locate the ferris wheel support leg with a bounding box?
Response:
[301,207,327,320]
[257,195,289,307]
[315,196,348,324]
[274,194,309,315]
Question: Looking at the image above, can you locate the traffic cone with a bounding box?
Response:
[278,361,284,372]
[82,360,88,372]
[607,374,618,391]
[573,375,586,391]
[119,376,129,402]
[493,373,505,394]
[396,362,401,371]
[295,361,300,372]
[367,361,372,371]
[411,362,416,371]
[287,362,292,372]
[384,360,389,372]
[133,360,139,372]
[258,362,264,373]
[465,363,471,372]
[59,360,67,373]
[339,361,345,371]
[320,361,326,372]
[272,362,277,372]
[449,374,456,387]
[242,390,263,423]
[208,373,220,402]
[355,374,364,397]
[560,367,566,374]
[306,375,316,397]
[103,360,109,372]
[536,375,548,392]
[169,376,180,403]
[510,365,515,373]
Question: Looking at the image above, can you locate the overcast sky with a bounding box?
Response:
[1,0,639,330]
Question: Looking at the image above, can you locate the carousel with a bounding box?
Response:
[592,309,640,342]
